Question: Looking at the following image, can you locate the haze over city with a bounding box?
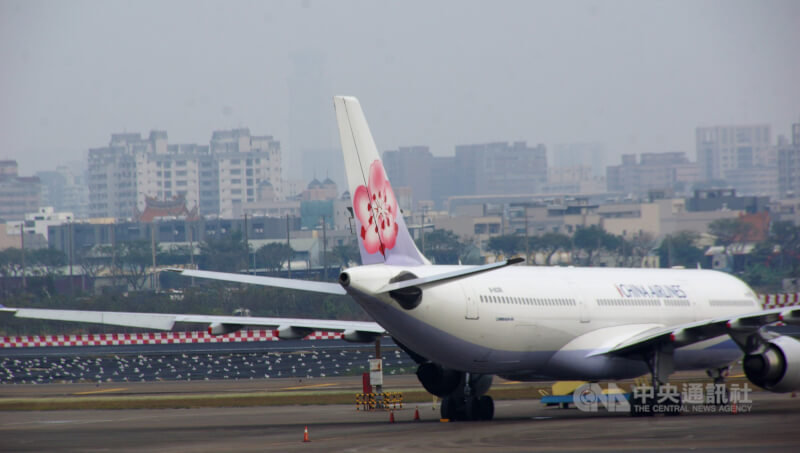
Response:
[2,0,799,177]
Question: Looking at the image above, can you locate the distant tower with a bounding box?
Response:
[288,50,336,181]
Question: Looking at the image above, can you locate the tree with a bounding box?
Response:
[623,232,656,267]
[199,231,248,272]
[708,218,754,247]
[330,242,360,268]
[29,248,66,277]
[112,240,156,290]
[657,231,705,268]
[158,244,193,266]
[572,225,620,266]
[532,232,572,265]
[416,229,463,264]
[486,235,524,259]
[770,221,800,273]
[0,248,24,279]
[76,245,106,283]
[256,242,294,273]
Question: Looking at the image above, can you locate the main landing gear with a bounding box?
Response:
[631,348,682,417]
[707,366,730,385]
[440,372,495,421]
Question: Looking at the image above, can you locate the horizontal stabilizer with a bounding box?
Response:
[377,257,524,293]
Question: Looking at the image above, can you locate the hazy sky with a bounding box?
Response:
[1,0,799,177]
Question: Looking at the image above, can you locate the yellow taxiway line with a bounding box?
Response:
[73,388,129,395]
[280,383,338,391]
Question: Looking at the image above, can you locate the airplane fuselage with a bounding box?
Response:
[343,264,758,381]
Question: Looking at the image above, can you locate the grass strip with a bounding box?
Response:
[0,377,751,411]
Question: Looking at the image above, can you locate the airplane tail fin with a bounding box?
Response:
[334,96,429,266]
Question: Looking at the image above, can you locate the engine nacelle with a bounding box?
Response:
[744,335,800,393]
[208,323,242,335]
[416,362,462,397]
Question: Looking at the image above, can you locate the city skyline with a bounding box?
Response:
[1,0,798,177]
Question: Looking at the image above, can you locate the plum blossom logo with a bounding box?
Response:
[353,160,399,256]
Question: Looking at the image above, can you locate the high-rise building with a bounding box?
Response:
[606,152,699,198]
[36,165,89,219]
[383,146,435,208]
[778,123,800,198]
[88,134,142,219]
[455,141,548,197]
[384,142,547,210]
[288,51,334,180]
[696,125,772,181]
[0,161,41,221]
[88,129,282,219]
[551,143,607,177]
[211,129,282,218]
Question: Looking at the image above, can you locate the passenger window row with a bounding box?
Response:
[479,295,576,306]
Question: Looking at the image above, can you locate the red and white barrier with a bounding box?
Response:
[0,329,343,349]
[760,293,800,309]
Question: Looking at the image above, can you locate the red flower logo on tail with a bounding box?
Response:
[353,160,399,256]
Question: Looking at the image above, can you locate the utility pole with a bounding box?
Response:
[322,216,327,280]
[151,223,157,290]
[68,221,74,294]
[243,213,250,274]
[110,224,116,288]
[188,220,195,286]
[420,208,426,255]
[286,214,291,278]
[20,223,26,290]
[524,206,530,265]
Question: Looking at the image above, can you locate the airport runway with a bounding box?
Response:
[1,388,799,452]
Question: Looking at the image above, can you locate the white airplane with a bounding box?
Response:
[3,96,800,421]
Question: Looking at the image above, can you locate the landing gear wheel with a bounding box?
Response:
[464,397,477,421]
[441,396,456,420]
[477,395,494,421]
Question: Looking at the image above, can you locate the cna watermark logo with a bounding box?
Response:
[573,383,631,413]
[573,382,754,414]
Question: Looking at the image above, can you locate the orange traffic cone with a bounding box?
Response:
[389,410,395,423]
[414,406,420,421]
[303,425,310,442]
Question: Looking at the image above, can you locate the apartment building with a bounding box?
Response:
[87,129,282,219]
[696,124,772,181]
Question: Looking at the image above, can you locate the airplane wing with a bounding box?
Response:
[163,268,347,295]
[587,306,800,357]
[0,306,385,342]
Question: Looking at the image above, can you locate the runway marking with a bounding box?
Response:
[73,387,129,395]
[501,381,522,384]
[280,383,338,390]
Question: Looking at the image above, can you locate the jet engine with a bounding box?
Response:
[416,362,462,397]
[207,323,242,335]
[744,335,800,393]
